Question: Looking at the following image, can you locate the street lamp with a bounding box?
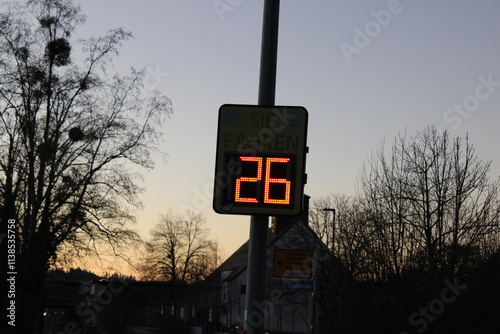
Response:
[322,208,336,255]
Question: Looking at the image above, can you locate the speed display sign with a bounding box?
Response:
[213,104,308,216]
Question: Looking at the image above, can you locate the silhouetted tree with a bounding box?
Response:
[309,126,500,332]
[0,0,171,332]
[360,126,499,280]
[309,194,372,279]
[139,210,222,283]
[46,267,102,281]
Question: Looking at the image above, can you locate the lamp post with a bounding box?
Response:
[322,208,336,255]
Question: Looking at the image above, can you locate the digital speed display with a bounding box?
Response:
[213,105,308,216]
[226,155,294,206]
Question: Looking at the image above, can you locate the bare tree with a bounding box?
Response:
[309,127,499,332]
[307,127,500,332]
[0,0,171,331]
[309,194,372,279]
[309,194,336,250]
[139,210,219,283]
[359,126,500,279]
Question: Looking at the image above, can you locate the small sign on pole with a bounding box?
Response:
[273,249,313,280]
[283,280,314,292]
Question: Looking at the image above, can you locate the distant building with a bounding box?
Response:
[204,196,353,334]
[43,278,199,334]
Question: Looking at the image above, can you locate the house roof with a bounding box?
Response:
[206,214,333,284]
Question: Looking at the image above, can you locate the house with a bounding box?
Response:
[204,196,353,334]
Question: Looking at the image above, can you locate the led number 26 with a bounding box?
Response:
[234,156,291,205]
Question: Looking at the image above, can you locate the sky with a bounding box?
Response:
[71,0,500,269]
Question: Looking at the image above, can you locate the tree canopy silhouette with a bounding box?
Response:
[139,210,223,283]
[308,126,500,333]
[0,0,172,331]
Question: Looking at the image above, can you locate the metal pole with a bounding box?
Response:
[244,1,280,333]
[323,208,336,254]
[333,209,336,256]
[244,215,270,334]
[257,0,280,106]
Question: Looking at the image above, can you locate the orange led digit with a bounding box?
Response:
[234,156,263,203]
[264,157,291,205]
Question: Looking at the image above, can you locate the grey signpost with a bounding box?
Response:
[244,1,280,333]
[213,1,308,333]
